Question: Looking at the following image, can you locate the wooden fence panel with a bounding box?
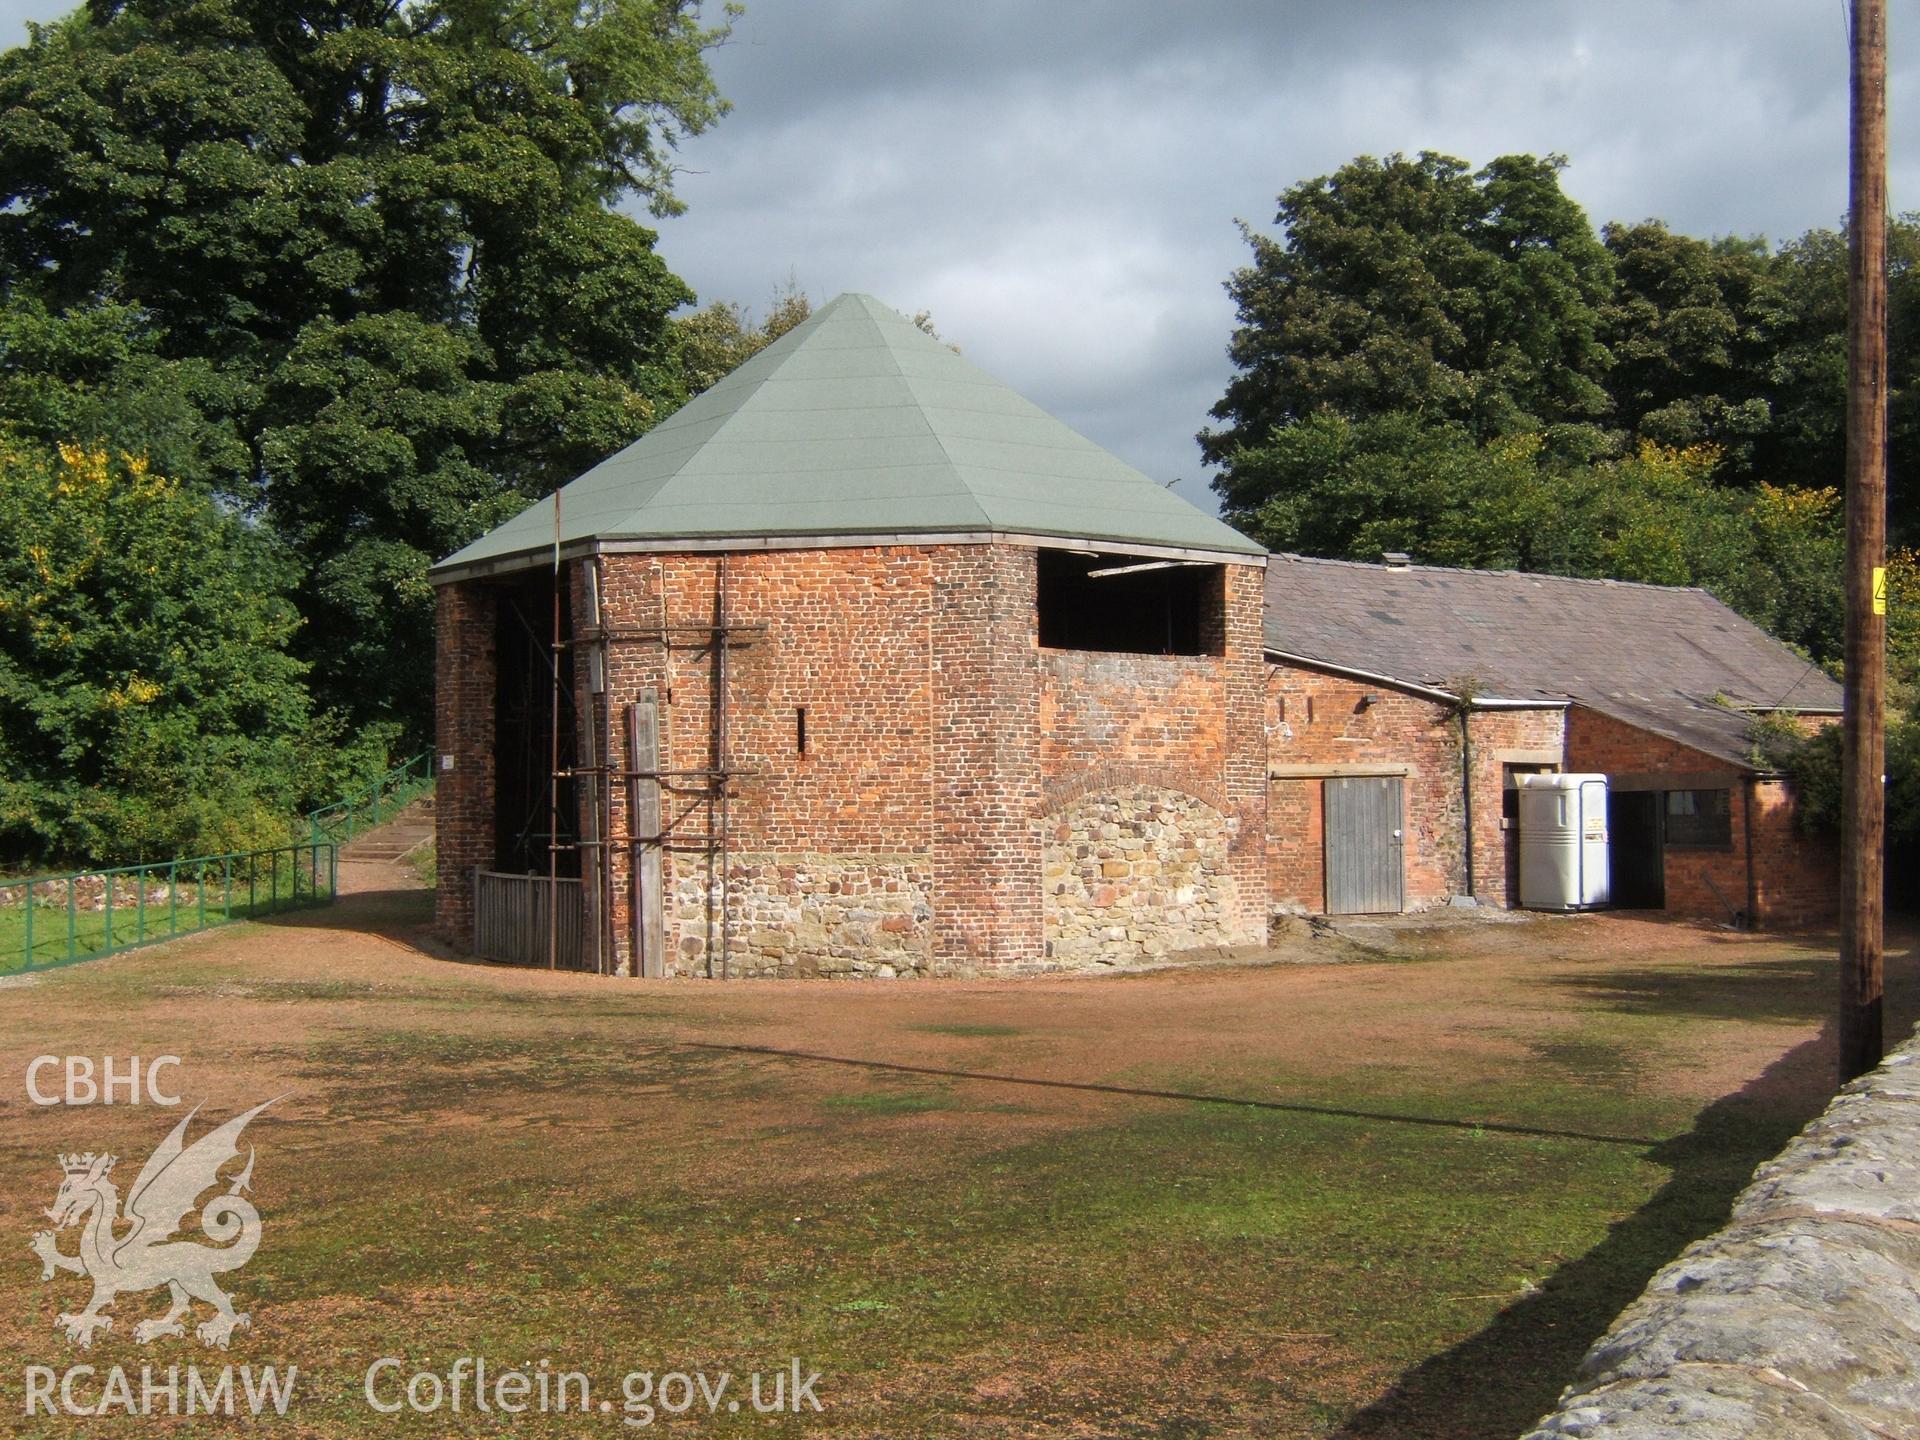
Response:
[473,869,584,968]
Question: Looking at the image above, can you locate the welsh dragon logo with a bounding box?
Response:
[30,1098,279,1349]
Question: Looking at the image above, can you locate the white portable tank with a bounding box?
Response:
[1516,773,1610,911]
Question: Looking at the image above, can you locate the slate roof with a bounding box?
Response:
[432,293,1264,577]
[1263,554,1842,769]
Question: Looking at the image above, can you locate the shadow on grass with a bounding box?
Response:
[258,883,434,937]
[684,1041,1664,1147]
[1330,1026,1835,1440]
[1545,920,1918,1031]
[1548,952,1834,1026]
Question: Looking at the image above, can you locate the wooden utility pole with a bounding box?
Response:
[1840,0,1889,1083]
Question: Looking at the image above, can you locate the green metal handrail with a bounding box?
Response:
[1,842,337,974]
[307,750,435,849]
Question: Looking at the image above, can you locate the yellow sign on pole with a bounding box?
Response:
[1873,566,1888,616]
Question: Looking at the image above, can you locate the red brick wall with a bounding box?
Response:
[1035,561,1268,943]
[1262,663,1563,914]
[1220,566,1273,933]
[585,546,946,975]
[1265,668,1459,909]
[1747,776,1840,926]
[433,580,497,951]
[1563,705,1837,927]
[1470,708,1572,904]
[428,542,1269,974]
[930,544,1044,969]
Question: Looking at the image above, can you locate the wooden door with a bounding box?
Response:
[1325,777,1405,914]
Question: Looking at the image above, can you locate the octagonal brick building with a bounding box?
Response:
[430,294,1268,976]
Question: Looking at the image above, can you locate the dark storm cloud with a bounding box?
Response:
[1,0,1911,510]
[648,1,1913,509]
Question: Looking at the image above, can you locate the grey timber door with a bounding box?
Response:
[1324,777,1405,914]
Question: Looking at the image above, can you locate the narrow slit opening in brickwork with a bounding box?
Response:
[1035,548,1225,656]
[795,706,808,757]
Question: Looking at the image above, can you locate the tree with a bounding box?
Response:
[1218,411,1844,656]
[1200,151,1618,479]
[1199,149,1920,651]
[669,282,813,396]
[1596,223,1786,470]
[1211,412,1559,568]
[0,441,337,863]
[0,0,733,734]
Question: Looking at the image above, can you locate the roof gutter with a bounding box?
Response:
[1262,650,1569,711]
[431,531,1268,587]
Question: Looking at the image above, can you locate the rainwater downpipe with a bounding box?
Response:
[1459,706,1475,901]
[1743,773,1759,928]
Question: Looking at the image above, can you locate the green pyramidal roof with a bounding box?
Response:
[431,292,1263,578]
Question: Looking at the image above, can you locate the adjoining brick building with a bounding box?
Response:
[429,294,1270,976]
[1262,554,1842,927]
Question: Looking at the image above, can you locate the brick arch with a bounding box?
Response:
[1037,766,1231,820]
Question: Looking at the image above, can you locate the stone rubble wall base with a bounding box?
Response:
[1043,785,1236,964]
[1521,1031,1920,1439]
[671,852,934,979]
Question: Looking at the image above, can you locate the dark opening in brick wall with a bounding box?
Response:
[492,566,580,877]
[1036,549,1225,656]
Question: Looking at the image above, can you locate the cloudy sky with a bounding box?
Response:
[3,2,1914,513]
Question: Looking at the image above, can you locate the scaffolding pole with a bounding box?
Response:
[533,551,755,979]
[600,561,616,976]
[546,490,562,971]
[715,555,732,981]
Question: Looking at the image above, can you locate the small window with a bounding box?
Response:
[1036,549,1225,656]
[1665,788,1731,848]
[1502,764,1555,823]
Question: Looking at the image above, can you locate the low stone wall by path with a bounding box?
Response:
[1522,1031,1920,1439]
[2,875,184,912]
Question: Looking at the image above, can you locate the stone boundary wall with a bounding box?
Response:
[1521,1031,1920,1439]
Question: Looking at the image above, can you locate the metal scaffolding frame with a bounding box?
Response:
[539,548,762,977]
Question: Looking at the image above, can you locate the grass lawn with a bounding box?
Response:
[0,888,1908,1438]
[0,861,334,974]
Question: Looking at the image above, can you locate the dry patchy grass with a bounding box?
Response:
[0,881,1909,1438]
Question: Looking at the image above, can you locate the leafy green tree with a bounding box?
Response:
[1220,415,1842,655]
[1751,226,1849,494]
[1597,223,1786,469]
[1721,482,1847,659]
[0,0,732,734]
[669,284,813,396]
[1755,548,1920,890]
[1201,149,1920,643]
[1754,711,1918,864]
[1200,151,1618,478]
[1643,216,1920,542]
[0,441,343,864]
[1212,412,1557,567]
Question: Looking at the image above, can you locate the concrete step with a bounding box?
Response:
[342,844,427,862]
[333,794,436,864]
